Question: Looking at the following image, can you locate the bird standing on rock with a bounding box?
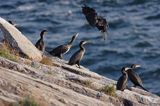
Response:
[128,64,148,91]
[49,33,79,59]
[117,67,131,91]
[35,30,48,52]
[68,40,88,68]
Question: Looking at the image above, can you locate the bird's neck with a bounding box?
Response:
[80,44,85,51]
[68,38,75,45]
[123,72,128,77]
[40,34,44,40]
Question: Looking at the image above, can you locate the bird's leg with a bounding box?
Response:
[77,61,81,68]
[60,54,63,59]
[133,85,137,87]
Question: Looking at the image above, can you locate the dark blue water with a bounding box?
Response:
[0,0,160,95]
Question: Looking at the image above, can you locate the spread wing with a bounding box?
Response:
[82,5,97,26]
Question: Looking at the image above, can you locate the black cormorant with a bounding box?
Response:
[68,40,88,68]
[82,5,108,40]
[117,67,131,91]
[128,64,148,91]
[49,33,78,59]
[35,30,48,52]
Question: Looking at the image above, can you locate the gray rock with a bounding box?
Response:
[0,17,42,61]
[0,56,159,106]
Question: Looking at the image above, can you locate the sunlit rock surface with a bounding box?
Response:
[0,17,42,61]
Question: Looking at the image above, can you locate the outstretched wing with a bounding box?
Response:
[82,5,97,26]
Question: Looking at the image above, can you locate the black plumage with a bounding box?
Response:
[82,5,108,40]
[95,16,108,32]
[82,4,97,26]
[128,64,148,91]
[49,33,78,59]
[68,41,88,68]
[117,67,131,91]
[35,30,47,52]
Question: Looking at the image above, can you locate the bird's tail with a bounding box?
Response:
[139,84,149,92]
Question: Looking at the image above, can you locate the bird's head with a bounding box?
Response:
[68,33,79,44]
[40,30,48,36]
[130,64,141,69]
[121,67,131,74]
[79,40,89,46]
[71,33,79,40]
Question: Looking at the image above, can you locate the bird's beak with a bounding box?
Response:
[135,64,141,68]
[84,40,92,44]
[83,41,89,44]
[74,33,79,38]
[125,67,132,71]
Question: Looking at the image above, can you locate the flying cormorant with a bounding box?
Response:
[116,67,131,91]
[128,64,148,91]
[82,5,108,40]
[49,33,79,59]
[35,30,48,52]
[68,40,88,68]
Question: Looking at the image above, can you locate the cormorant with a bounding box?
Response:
[116,67,131,91]
[82,4,97,26]
[128,64,148,91]
[82,5,108,40]
[49,33,78,59]
[35,30,48,52]
[68,40,88,68]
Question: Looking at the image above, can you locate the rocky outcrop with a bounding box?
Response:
[0,56,159,106]
[0,17,159,106]
[0,17,42,61]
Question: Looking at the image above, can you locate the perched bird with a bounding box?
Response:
[116,67,131,91]
[128,64,148,91]
[68,40,88,68]
[82,4,97,26]
[35,30,48,52]
[49,33,79,59]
